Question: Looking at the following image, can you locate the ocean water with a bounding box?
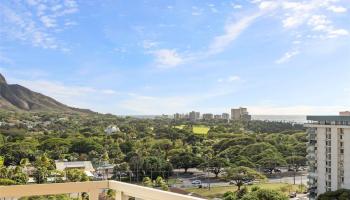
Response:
[252,115,307,124]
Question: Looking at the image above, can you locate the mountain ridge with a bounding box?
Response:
[0,73,94,114]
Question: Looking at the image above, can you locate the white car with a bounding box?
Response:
[191,180,202,185]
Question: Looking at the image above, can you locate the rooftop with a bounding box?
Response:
[307,115,350,122]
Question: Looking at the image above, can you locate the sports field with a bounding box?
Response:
[192,125,210,135]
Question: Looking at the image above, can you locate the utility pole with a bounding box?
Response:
[292,152,296,185]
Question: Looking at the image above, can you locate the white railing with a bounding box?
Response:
[0,181,205,200]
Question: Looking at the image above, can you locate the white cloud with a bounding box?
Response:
[307,15,349,38]
[259,1,280,11]
[250,0,349,63]
[218,75,241,83]
[102,89,117,95]
[7,78,119,109]
[254,0,349,39]
[144,12,261,68]
[208,13,261,54]
[119,95,191,114]
[146,0,348,68]
[151,49,184,68]
[327,5,347,13]
[142,40,158,49]
[16,80,96,98]
[40,16,56,28]
[275,50,300,64]
[0,0,78,50]
[231,3,243,9]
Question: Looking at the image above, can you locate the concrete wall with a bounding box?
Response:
[0,181,205,200]
[316,127,326,194]
[331,127,339,191]
[343,128,350,188]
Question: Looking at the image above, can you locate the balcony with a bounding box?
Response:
[307,146,315,153]
[306,153,316,160]
[0,181,204,200]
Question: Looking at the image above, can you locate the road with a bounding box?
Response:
[172,169,307,189]
[268,175,308,185]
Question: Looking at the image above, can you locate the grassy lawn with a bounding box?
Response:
[192,125,210,135]
[185,183,306,199]
[174,125,186,129]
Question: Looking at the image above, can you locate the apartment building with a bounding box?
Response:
[305,113,350,199]
[231,107,251,121]
[174,113,185,120]
[202,113,214,120]
[214,114,222,119]
[222,113,230,120]
[189,111,200,121]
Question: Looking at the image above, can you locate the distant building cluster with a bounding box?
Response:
[173,107,251,122]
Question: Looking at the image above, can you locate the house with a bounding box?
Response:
[55,161,95,177]
[105,125,120,135]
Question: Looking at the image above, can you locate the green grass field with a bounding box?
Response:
[192,125,210,135]
[185,183,306,199]
[174,125,186,129]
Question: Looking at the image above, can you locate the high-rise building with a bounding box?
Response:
[189,111,200,121]
[174,113,184,120]
[305,113,350,199]
[222,113,230,120]
[214,114,222,119]
[231,107,251,121]
[340,111,350,116]
[202,113,214,120]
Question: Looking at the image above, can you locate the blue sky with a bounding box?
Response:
[1,0,350,115]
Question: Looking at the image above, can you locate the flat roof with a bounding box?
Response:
[307,116,350,122]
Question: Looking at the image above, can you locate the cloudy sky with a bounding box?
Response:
[1,0,350,115]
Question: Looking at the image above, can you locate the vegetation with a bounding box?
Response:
[317,189,350,200]
[225,166,266,190]
[0,111,306,199]
[192,125,210,135]
[185,183,301,199]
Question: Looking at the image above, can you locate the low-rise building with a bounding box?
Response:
[55,161,95,177]
[105,125,120,135]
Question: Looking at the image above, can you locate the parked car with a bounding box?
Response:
[289,192,297,198]
[191,180,202,185]
[273,168,281,173]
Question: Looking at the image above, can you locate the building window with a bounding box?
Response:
[340,149,344,154]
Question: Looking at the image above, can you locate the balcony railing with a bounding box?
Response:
[0,181,205,200]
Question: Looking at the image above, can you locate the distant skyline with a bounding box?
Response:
[1,0,350,115]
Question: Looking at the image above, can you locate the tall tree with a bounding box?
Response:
[225,166,266,191]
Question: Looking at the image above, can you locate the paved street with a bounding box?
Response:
[172,168,307,189]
